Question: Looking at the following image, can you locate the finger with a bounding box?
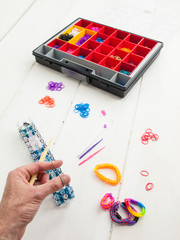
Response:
[17,160,63,180]
[37,172,49,184]
[37,174,71,199]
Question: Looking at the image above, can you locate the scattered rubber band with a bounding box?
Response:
[94,163,121,185]
[140,170,149,177]
[101,110,106,116]
[74,103,90,118]
[46,81,64,91]
[145,183,154,191]
[38,96,55,108]
[100,193,115,209]
[141,129,159,144]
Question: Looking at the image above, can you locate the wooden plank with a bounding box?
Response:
[111,28,180,240]
[0,0,35,41]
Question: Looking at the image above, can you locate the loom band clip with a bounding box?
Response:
[110,201,131,224]
[94,163,121,186]
[124,198,146,217]
[140,170,149,177]
[100,193,115,209]
[120,202,139,225]
[145,182,154,191]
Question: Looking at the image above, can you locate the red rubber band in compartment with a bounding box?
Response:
[111,29,130,40]
[75,19,92,28]
[104,37,122,48]
[85,52,105,64]
[109,49,128,61]
[94,44,114,55]
[117,41,136,52]
[125,34,143,44]
[115,62,136,75]
[60,43,79,54]
[145,183,154,191]
[140,170,149,177]
[132,45,150,57]
[47,39,66,49]
[123,53,144,66]
[100,56,120,70]
[139,38,157,49]
[73,47,92,58]
[99,26,116,35]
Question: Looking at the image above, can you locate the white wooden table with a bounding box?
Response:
[1,1,180,239]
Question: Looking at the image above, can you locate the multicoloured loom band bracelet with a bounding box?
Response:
[18,121,75,206]
[124,198,146,217]
[100,193,115,209]
[110,201,131,224]
[94,163,121,185]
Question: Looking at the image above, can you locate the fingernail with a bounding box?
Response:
[61,175,70,186]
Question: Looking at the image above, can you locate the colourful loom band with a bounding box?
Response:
[94,163,121,185]
[120,202,139,226]
[110,201,131,224]
[100,193,115,209]
[124,198,146,217]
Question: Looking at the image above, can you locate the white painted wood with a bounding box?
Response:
[0,0,180,239]
[0,0,35,41]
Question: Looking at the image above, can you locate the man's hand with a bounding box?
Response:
[0,160,70,240]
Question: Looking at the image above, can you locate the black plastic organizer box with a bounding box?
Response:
[33,18,163,97]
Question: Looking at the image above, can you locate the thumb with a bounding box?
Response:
[37,174,71,199]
